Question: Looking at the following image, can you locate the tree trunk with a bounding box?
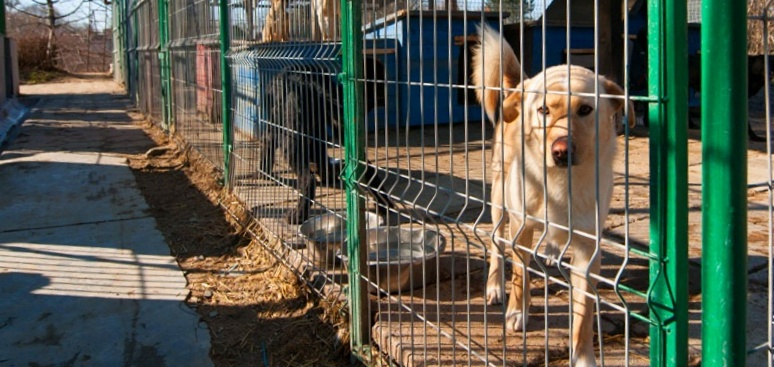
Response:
[46,0,57,68]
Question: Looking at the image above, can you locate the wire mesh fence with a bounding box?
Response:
[168,0,225,167]
[112,0,765,365]
[747,2,773,366]
[134,0,164,125]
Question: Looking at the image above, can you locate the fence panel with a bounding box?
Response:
[134,0,163,125]
[224,0,353,304]
[168,0,225,167]
[745,1,773,366]
[123,0,139,105]
[349,2,669,365]
[109,0,762,365]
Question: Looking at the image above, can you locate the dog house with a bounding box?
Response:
[231,11,501,133]
[362,11,501,128]
[510,0,700,101]
[231,59,261,139]
[498,0,643,77]
[231,41,393,138]
[230,44,343,138]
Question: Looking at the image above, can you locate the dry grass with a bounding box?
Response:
[126,119,361,367]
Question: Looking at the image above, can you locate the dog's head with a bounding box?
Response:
[500,65,635,168]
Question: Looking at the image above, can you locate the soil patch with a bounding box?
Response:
[126,120,361,367]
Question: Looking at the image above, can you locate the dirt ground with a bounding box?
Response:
[19,73,362,367]
[20,73,770,366]
[126,122,363,367]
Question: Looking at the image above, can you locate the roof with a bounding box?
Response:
[524,0,702,24]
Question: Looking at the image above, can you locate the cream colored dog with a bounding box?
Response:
[472,24,634,367]
[261,0,289,42]
[311,0,338,41]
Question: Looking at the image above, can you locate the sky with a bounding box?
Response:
[12,0,111,30]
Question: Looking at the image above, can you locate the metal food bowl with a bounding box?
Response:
[298,212,382,268]
[338,227,446,294]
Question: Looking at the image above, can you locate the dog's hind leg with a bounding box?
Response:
[285,166,317,224]
[362,164,394,220]
[258,128,275,176]
[505,226,534,332]
[487,169,508,305]
[569,238,601,367]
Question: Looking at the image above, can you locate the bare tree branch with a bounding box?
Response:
[8,4,46,18]
[54,0,87,20]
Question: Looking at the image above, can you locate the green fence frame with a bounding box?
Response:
[107,0,755,364]
[158,0,172,131]
[218,0,232,186]
[701,0,749,366]
[340,0,370,356]
[646,0,689,365]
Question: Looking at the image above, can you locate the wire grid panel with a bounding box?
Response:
[747,2,774,366]
[134,0,163,125]
[113,0,129,89]
[122,0,139,100]
[225,0,359,299]
[355,3,654,367]
[168,0,224,168]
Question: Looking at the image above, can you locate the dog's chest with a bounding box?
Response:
[506,160,612,230]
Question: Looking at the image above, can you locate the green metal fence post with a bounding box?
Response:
[131,3,139,104]
[701,0,748,365]
[1,0,7,35]
[647,0,689,365]
[340,0,369,360]
[219,0,232,186]
[158,0,172,131]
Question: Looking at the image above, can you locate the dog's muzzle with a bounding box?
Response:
[551,136,577,167]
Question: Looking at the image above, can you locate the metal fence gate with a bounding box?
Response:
[111,0,768,365]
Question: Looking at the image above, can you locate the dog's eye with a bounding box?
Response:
[537,106,549,115]
[578,105,593,116]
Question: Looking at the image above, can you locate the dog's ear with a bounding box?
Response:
[602,77,637,128]
[501,90,523,123]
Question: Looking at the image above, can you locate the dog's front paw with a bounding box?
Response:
[486,282,504,305]
[571,352,597,367]
[285,209,309,224]
[486,257,505,305]
[543,242,561,266]
[505,310,528,332]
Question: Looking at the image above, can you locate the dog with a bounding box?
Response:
[311,0,339,41]
[472,24,635,367]
[261,0,289,42]
[262,66,393,224]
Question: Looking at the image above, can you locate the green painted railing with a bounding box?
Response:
[340,0,370,360]
[647,0,689,365]
[701,0,749,366]
[219,0,232,186]
[157,0,171,131]
[0,0,6,35]
[109,0,756,364]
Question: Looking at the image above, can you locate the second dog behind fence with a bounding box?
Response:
[261,67,393,224]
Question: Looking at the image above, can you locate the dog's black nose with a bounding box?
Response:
[551,137,576,167]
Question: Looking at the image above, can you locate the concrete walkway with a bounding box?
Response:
[0,80,212,367]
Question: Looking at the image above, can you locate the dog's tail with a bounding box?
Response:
[470,23,522,124]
